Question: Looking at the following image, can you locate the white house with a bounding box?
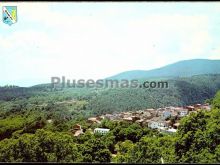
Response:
[148,121,160,129]
[159,127,177,134]
[166,128,177,133]
[148,117,168,129]
[94,128,110,135]
[179,109,188,117]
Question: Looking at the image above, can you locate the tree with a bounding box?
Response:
[174,90,220,163]
[114,140,134,163]
[79,138,111,163]
[127,136,161,163]
[0,129,80,162]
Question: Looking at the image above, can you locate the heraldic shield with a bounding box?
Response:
[2,6,17,26]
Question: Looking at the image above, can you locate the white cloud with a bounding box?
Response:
[0,2,219,86]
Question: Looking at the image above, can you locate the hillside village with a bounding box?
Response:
[70,103,211,136]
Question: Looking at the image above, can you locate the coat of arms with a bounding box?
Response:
[2,6,17,26]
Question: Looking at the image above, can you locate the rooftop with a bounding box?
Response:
[94,128,110,131]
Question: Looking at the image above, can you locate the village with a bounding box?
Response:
[70,103,211,137]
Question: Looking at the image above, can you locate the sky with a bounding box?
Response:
[0,2,220,87]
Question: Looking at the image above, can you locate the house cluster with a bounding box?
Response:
[70,103,211,136]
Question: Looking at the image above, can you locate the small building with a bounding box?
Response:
[159,127,177,134]
[135,119,144,126]
[194,104,202,108]
[142,120,150,127]
[165,128,177,134]
[70,124,84,137]
[173,123,180,129]
[185,106,195,111]
[94,128,110,135]
[132,112,140,116]
[162,111,171,119]
[148,121,160,129]
[166,128,177,133]
[87,117,101,124]
[47,119,53,123]
[131,116,140,121]
[142,111,152,119]
[201,105,211,111]
[123,117,133,122]
[148,117,169,129]
[72,124,82,130]
[105,114,116,120]
[74,130,84,137]
[160,121,169,128]
[96,116,105,121]
[171,111,178,118]
[136,110,144,114]
[165,120,172,127]
[145,108,155,111]
[122,112,132,118]
[179,109,188,117]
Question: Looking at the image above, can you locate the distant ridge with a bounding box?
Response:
[107,59,220,80]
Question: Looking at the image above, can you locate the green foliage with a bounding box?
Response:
[0,129,80,162]
[0,75,220,163]
[114,140,134,163]
[78,138,111,162]
[127,136,162,163]
[174,91,220,163]
[213,91,220,109]
[88,75,220,115]
[0,112,46,140]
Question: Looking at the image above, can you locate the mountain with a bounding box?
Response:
[107,59,220,80]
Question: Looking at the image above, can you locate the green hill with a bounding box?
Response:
[107,59,220,80]
[87,74,220,115]
[1,74,220,116]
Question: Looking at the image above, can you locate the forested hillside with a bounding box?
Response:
[88,74,220,114]
[1,74,220,116]
[0,89,220,163]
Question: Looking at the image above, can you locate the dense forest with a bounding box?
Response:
[0,74,220,163]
